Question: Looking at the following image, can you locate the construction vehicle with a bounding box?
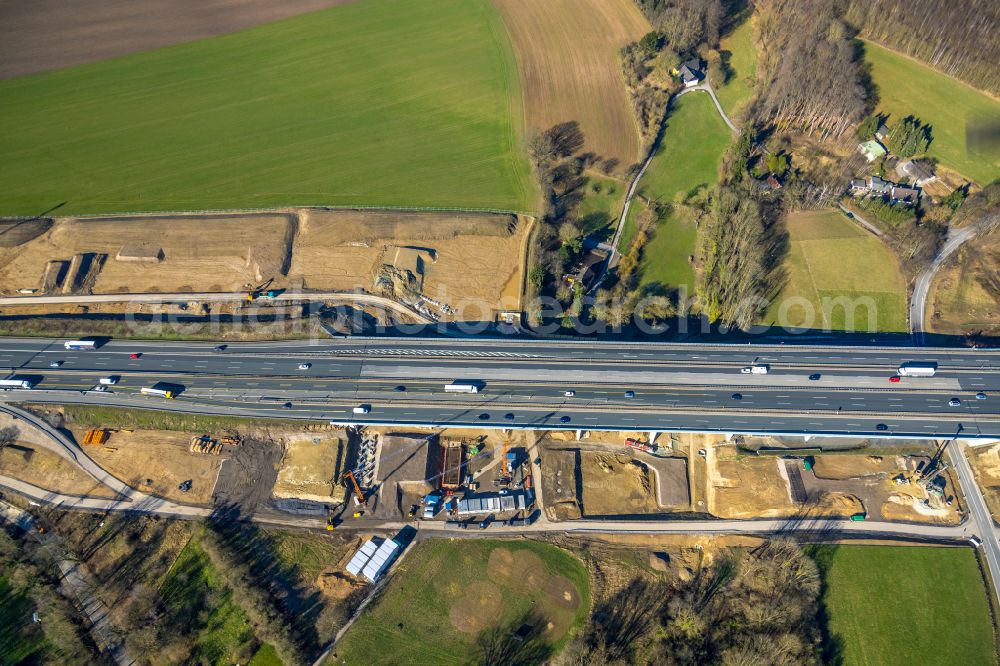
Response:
[220,435,241,447]
[82,429,110,446]
[246,278,277,302]
[343,470,365,506]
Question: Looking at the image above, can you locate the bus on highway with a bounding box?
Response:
[0,378,34,390]
[897,361,938,377]
[444,382,481,394]
[63,339,97,350]
[141,383,178,399]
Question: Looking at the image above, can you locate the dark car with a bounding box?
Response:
[809,373,821,380]
[559,415,571,423]
[394,385,407,392]
[876,423,888,431]
[214,345,227,352]
[731,393,743,400]
[624,390,636,399]
[478,413,490,420]
[504,413,515,421]
[283,402,293,409]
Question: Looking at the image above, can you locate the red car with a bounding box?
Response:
[889,375,901,383]
[129,352,141,359]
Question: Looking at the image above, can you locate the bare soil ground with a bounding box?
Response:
[540,448,581,521]
[0,0,357,80]
[709,446,961,523]
[580,452,659,516]
[0,443,116,498]
[272,433,346,504]
[74,426,226,504]
[967,443,1000,522]
[0,208,527,319]
[493,0,649,167]
[927,230,1000,336]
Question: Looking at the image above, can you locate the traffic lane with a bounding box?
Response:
[3,390,985,439]
[13,372,1000,419]
[3,336,1000,371]
[16,352,984,392]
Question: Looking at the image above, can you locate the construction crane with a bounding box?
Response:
[343,470,366,506]
[917,426,964,486]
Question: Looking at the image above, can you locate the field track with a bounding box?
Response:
[493,0,650,167]
[0,0,358,80]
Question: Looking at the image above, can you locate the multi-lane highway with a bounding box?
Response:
[0,336,998,438]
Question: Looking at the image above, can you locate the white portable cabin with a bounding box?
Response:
[345,538,379,577]
[361,538,401,583]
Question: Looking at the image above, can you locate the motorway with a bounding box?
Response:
[0,336,999,438]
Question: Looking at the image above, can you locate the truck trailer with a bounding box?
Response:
[63,339,97,350]
[0,379,34,390]
[897,361,938,377]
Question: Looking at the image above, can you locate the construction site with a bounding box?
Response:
[0,208,531,324]
[707,436,964,524]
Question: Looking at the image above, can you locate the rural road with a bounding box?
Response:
[0,499,134,665]
[910,225,978,345]
[948,442,1000,600]
[837,202,886,239]
[0,290,434,324]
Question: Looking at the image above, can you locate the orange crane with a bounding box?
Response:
[343,470,365,506]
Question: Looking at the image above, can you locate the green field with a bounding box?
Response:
[764,209,908,332]
[578,173,626,242]
[638,206,697,295]
[159,537,266,664]
[812,545,995,665]
[627,92,730,291]
[638,92,732,203]
[716,18,757,118]
[333,539,590,665]
[0,0,536,216]
[864,41,1000,185]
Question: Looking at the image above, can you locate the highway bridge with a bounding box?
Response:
[0,336,998,440]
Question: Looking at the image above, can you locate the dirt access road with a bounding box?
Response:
[0,0,357,79]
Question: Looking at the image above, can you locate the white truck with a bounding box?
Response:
[63,339,97,350]
[141,385,174,399]
[0,379,34,390]
[445,382,481,393]
[897,361,937,377]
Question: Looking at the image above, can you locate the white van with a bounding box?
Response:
[741,364,769,375]
[353,405,371,415]
[99,376,119,385]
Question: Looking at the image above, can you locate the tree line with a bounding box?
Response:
[563,538,823,665]
[752,0,867,138]
[844,0,1000,96]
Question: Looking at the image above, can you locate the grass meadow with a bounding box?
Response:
[0,0,536,216]
[715,18,757,119]
[626,92,730,292]
[332,539,590,664]
[638,93,732,204]
[812,545,994,666]
[764,209,908,332]
[864,40,1000,185]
